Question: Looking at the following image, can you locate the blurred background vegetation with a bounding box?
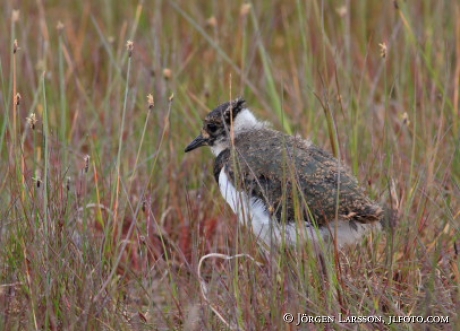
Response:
[0,0,459,330]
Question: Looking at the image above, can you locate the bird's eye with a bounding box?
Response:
[207,123,218,133]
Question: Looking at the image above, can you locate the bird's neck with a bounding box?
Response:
[210,108,266,157]
[232,108,265,133]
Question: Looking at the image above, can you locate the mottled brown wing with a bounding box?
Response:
[219,129,383,227]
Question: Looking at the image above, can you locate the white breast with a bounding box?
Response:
[218,168,380,248]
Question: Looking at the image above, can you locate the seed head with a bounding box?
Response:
[402,112,410,126]
[206,16,217,28]
[335,6,347,17]
[147,94,154,110]
[126,40,134,57]
[240,3,251,17]
[27,113,38,130]
[12,10,20,23]
[163,68,172,80]
[84,155,90,173]
[35,170,42,188]
[13,39,19,54]
[169,93,174,102]
[56,21,64,31]
[379,42,387,59]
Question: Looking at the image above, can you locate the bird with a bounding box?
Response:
[185,97,384,248]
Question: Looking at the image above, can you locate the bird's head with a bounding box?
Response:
[185,97,253,156]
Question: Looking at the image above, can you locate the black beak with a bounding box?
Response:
[185,134,207,153]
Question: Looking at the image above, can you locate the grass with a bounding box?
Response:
[0,0,459,330]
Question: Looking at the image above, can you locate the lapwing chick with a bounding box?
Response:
[185,98,383,247]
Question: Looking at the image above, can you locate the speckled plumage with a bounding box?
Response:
[213,128,383,227]
[186,98,384,246]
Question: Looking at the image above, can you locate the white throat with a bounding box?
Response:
[211,143,226,156]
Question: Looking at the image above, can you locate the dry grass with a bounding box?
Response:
[0,0,459,330]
